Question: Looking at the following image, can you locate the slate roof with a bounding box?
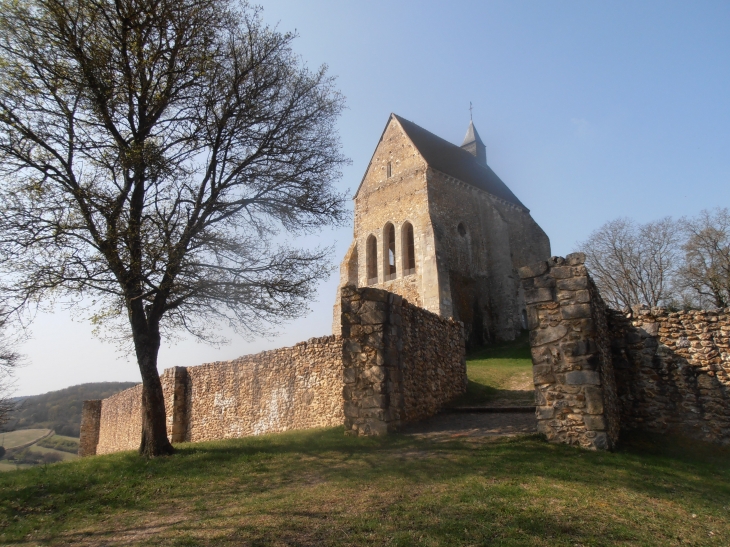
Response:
[461,120,484,147]
[393,114,527,210]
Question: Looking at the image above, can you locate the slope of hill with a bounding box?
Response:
[0,428,728,545]
[2,382,138,437]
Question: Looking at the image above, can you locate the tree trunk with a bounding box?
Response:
[132,316,175,457]
[139,355,175,458]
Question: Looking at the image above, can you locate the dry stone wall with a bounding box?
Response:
[81,287,466,454]
[185,336,344,443]
[521,253,730,449]
[96,384,142,455]
[610,307,730,444]
[519,253,620,450]
[341,285,466,436]
[78,400,102,457]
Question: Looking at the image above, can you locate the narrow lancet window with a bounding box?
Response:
[385,223,396,281]
[403,222,415,275]
[386,162,392,178]
[366,235,378,285]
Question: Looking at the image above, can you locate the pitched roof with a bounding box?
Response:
[392,114,527,210]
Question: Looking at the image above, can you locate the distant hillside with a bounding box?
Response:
[2,382,138,437]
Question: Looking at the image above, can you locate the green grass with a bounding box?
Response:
[0,429,52,449]
[0,432,77,472]
[37,434,80,454]
[453,332,535,407]
[24,444,78,462]
[0,427,728,546]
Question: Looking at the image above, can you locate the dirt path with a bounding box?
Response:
[402,411,537,440]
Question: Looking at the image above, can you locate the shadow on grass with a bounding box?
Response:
[465,331,532,361]
[450,380,535,407]
[1,427,729,545]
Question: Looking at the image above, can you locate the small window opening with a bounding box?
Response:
[384,223,396,281]
[457,222,467,237]
[366,235,378,285]
[386,162,392,178]
[403,222,416,276]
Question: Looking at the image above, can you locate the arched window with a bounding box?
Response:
[402,222,415,275]
[366,235,378,285]
[384,223,396,281]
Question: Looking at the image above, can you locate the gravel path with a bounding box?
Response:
[402,411,537,440]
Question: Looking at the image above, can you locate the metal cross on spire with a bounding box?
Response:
[469,102,473,121]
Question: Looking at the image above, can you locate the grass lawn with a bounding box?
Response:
[453,332,535,407]
[1,427,729,546]
[24,444,78,462]
[0,429,53,449]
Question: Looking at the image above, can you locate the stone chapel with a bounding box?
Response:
[333,114,551,345]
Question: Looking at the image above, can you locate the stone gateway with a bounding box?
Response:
[333,114,551,346]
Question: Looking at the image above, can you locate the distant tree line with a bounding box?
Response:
[1,382,138,437]
[577,208,730,310]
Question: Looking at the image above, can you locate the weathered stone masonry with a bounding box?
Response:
[341,285,466,435]
[609,307,730,444]
[519,253,620,450]
[81,287,467,455]
[521,253,730,449]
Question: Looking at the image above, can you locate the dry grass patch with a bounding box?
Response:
[0,428,729,546]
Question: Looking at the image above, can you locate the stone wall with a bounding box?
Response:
[96,384,143,455]
[184,336,344,443]
[427,168,551,344]
[81,289,466,454]
[521,253,730,449]
[519,253,620,450]
[341,285,466,436]
[609,307,730,444]
[87,337,344,454]
[78,400,102,457]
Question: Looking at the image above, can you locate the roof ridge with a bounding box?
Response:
[392,114,527,210]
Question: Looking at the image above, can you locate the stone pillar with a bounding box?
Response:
[519,253,620,450]
[162,366,189,443]
[78,400,102,457]
[341,285,394,435]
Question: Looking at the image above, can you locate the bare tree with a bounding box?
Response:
[578,217,681,309]
[0,319,20,428]
[0,0,347,456]
[676,208,730,308]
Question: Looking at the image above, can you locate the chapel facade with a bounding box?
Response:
[333,114,551,345]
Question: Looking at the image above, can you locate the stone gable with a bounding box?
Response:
[335,114,551,344]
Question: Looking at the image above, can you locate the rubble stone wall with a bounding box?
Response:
[96,384,143,455]
[78,400,102,456]
[184,336,344,443]
[341,285,466,436]
[521,253,730,449]
[82,286,467,454]
[88,338,344,454]
[519,253,620,450]
[609,308,730,444]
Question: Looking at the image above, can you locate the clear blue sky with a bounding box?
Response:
[15,0,730,395]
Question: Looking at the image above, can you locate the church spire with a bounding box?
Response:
[461,119,487,165]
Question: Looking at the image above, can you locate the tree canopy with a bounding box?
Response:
[577,209,730,311]
[0,0,348,455]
